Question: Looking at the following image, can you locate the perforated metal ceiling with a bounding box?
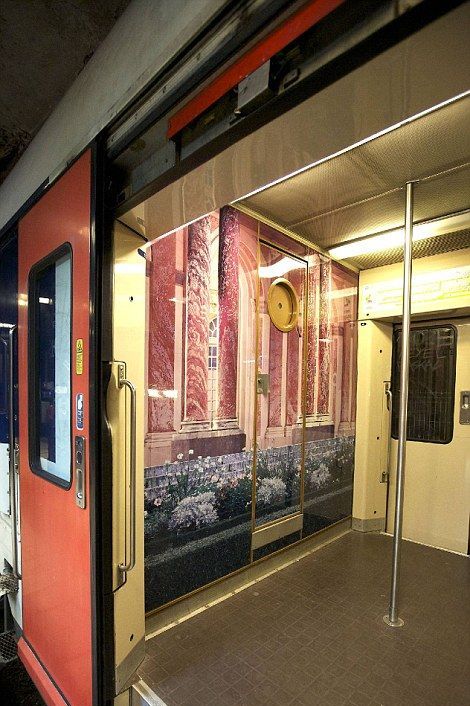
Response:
[240,94,470,268]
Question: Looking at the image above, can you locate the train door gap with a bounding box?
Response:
[0,232,20,634]
[110,56,470,643]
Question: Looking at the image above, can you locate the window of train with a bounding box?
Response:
[391,325,456,444]
[29,247,72,486]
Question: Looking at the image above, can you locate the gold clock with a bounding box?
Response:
[267,277,299,332]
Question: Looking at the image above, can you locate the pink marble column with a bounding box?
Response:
[340,293,352,424]
[317,258,332,416]
[286,270,302,426]
[268,321,283,427]
[148,235,177,433]
[306,258,320,416]
[184,216,211,423]
[328,263,359,425]
[217,206,239,421]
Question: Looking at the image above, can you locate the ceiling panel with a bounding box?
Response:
[241,94,470,254]
[295,164,470,248]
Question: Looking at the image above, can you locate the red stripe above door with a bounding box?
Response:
[167,0,345,139]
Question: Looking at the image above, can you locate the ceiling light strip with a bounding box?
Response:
[328,210,470,259]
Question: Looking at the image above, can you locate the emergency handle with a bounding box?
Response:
[117,363,137,574]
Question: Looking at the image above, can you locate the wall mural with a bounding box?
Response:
[143,206,358,612]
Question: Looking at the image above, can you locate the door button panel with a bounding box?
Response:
[75,436,86,509]
[459,391,470,424]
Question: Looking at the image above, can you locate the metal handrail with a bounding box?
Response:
[385,383,393,480]
[118,365,137,574]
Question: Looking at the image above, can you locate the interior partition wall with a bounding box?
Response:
[143,207,358,613]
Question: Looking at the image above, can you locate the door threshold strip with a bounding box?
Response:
[132,678,168,706]
[380,531,468,556]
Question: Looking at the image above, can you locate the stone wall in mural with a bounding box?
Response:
[142,204,358,611]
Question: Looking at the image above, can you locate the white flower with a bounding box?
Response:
[257,477,286,506]
[177,453,183,460]
[188,449,194,456]
[309,463,331,490]
[168,492,218,531]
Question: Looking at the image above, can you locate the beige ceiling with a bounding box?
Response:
[240,94,470,267]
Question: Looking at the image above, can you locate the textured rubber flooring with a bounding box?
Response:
[141,531,470,705]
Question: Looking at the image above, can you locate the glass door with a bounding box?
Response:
[254,242,308,529]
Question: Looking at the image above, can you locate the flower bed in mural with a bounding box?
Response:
[143,436,355,608]
[144,436,354,545]
[144,452,253,552]
[255,446,300,522]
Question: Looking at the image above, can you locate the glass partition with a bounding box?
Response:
[142,206,358,612]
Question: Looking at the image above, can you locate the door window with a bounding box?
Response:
[392,325,456,444]
[29,247,72,485]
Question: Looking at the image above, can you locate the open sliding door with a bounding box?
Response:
[16,150,147,706]
[17,151,96,705]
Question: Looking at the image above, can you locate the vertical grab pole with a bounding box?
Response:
[384,181,414,628]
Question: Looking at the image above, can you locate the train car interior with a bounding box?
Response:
[0,4,468,705]
[110,88,470,699]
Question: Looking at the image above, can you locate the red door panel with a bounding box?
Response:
[17,151,93,706]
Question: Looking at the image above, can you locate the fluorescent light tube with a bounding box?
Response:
[328,212,469,260]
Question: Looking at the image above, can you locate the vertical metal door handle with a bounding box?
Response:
[385,385,392,411]
[8,326,21,579]
[118,364,137,574]
[381,382,393,484]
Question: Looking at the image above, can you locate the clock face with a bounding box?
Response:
[267,277,299,332]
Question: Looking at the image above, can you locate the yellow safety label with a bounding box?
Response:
[76,338,84,375]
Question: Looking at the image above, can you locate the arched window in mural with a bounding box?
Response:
[208,316,218,369]
[208,316,218,423]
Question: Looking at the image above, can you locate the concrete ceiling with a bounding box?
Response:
[0,0,131,184]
